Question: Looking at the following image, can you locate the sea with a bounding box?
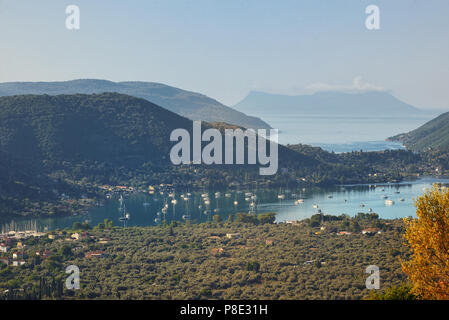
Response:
[264,114,434,152]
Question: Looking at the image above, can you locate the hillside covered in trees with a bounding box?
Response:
[0,79,271,130]
[0,215,407,300]
[389,111,449,152]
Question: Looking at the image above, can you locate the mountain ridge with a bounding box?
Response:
[234,90,430,117]
[0,79,271,129]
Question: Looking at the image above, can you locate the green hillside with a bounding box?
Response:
[388,111,449,151]
[0,79,271,129]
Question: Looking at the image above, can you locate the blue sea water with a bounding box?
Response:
[264,114,433,152]
[2,177,448,232]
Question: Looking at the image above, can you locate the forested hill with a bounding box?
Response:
[0,79,271,129]
[0,92,193,167]
[388,111,449,152]
[0,93,318,170]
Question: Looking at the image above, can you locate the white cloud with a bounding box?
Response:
[306,76,386,93]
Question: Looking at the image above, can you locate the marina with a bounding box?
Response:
[1,177,448,233]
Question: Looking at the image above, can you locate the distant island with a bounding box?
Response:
[234,90,433,117]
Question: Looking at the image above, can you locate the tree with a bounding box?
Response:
[257,212,276,224]
[366,284,416,300]
[402,185,449,299]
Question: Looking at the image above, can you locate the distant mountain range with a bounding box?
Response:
[234,91,431,117]
[0,79,271,129]
[389,111,449,152]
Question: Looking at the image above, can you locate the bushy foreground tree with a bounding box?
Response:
[402,185,449,300]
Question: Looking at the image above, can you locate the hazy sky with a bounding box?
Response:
[1,0,448,109]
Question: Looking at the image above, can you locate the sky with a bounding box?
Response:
[1,0,449,109]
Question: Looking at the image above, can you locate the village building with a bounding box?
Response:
[0,257,9,265]
[12,252,27,260]
[85,251,108,258]
[12,260,26,267]
[0,243,9,253]
[35,250,51,258]
[362,228,382,235]
[210,248,225,255]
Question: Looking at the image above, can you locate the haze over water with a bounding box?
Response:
[268,114,433,152]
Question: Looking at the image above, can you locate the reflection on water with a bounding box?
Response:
[2,177,448,232]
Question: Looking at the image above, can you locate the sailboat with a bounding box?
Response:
[118,200,130,227]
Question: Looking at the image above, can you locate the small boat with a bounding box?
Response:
[225,193,232,198]
[215,192,221,198]
[360,203,365,208]
[327,195,333,199]
[154,217,161,223]
[399,198,405,202]
[298,199,304,203]
[171,199,177,205]
[233,201,238,206]
[119,213,130,221]
[313,204,319,209]
[385,199,395,206]
[182,214,191,220]
[143,202,150,207]
[381,195,388,199]
[245,192,252,197]
[278,194,285,200]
